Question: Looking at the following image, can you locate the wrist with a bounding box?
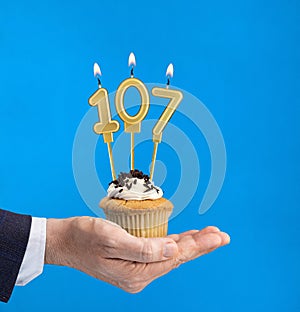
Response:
[45,218,72,266]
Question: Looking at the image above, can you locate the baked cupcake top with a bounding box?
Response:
[107,169,163,200]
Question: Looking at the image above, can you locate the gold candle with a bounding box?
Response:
[150,64,183,179]
[115,53,150,170]
[88,63,119,180]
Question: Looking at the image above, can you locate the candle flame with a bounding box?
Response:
[93,62,102,78]
[166,63,174,78]
[128,52,136,67]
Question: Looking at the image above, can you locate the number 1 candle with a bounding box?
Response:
[150,63,183,179]
[88,63,120,180]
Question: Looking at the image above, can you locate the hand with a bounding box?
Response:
[45,217,230,293]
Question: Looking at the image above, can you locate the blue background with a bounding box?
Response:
[0,0,299,311]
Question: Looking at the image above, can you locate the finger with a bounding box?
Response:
[104,233,178,263]
[200,226,221,234]
[176,231,230,263]
[136,231,230,287]
[167,230,199,242]
[101,219,123,229]
[219,231,230,245]
[167,226,220,242]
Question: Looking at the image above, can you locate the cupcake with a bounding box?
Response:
[99,169,173,238]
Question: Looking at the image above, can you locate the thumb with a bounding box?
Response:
[108,234,178,263]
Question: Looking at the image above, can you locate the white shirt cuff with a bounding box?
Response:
[16,217,47,286]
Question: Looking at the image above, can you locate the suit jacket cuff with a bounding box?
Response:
[0,209,32,303]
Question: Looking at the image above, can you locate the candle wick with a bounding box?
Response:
[166,77,170,89]
[130,67,134,78]
[97,78,102,88]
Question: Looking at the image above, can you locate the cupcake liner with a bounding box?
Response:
[100,198,173,238]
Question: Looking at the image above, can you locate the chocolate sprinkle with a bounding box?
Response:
[143,184,154,193]
[109,169,152,188]
[108,169,161,196]
[109,179,119,186]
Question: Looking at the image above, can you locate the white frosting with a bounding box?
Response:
[107,175,163,200]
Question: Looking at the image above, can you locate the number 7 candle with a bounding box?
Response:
[150,64,183,179]
[88,63,120,180]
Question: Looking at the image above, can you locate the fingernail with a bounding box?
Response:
[207,226,220,232]
[163,242,177,257]
[222,232,231,245]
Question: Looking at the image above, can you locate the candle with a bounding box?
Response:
[150,63,183,179]
[88,62,119,180]
[115,52,150,170]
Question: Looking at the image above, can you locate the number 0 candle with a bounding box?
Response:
[115,52,150,170]
[88,63,119,180]
[150,64,183,179]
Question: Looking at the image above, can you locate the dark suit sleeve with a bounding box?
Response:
[0,209,32,303]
